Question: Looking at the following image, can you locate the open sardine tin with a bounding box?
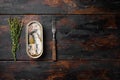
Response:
[26,21,43,58]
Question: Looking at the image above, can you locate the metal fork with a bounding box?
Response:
[52,18,56,61]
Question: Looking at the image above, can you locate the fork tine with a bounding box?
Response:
[52,18,56,32]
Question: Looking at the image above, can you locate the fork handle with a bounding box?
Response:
[52,39,56,61]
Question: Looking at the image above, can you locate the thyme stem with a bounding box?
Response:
[8,17,23,61]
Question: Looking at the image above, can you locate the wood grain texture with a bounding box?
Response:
[0,0,120,80]
[0,14,120,80]
[0,15,120,61]
[0,60,120,80]
[0,0,120,14]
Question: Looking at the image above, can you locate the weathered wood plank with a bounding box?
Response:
[0,0,120,14]
[0,60,119,80]
[0,15,120,60]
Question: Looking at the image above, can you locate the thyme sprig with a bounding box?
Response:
[8,17,23,61]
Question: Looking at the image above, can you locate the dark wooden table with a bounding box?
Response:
[0,0,120,80]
